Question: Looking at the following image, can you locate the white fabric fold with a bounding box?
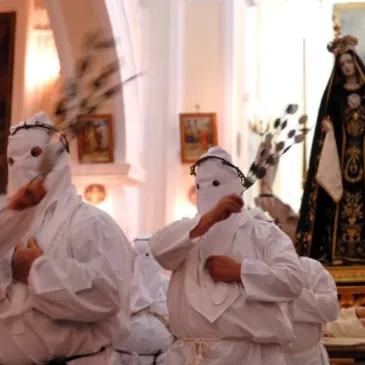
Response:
[316,127,343,202]
[0,112,135,364]
[186,147,244,322]
[283,257,339,365]
[326,306,365,338]
[130,235,163,313]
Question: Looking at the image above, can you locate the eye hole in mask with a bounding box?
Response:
[212,180,220,187]
[31,146,43,158]
[8,157,14,166]
[196,183,200,190]
[145,253,150,257]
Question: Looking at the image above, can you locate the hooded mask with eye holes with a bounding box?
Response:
[193,146,244,214]
[7,111,70,194]
[130,235,164,312]
[6,111,80,247]
[187,146,246,323]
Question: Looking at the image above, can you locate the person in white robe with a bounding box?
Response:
[251,205,339,364]
[149,146,304,365]
[0,111,135,365]
[0,177,47,256]
[119,235,174,365]
[254,142,299,242]
[283,257,339,365]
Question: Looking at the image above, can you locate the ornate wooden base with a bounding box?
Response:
[325,266,365,308]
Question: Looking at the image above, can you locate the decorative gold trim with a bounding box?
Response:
[326,265,365,283]
[334,2,365,11]
[331,122,345,261]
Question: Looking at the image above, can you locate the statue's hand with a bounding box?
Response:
[322,117,333,133]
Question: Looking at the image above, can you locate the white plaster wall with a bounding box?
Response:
[177,1,225,221]
[138,0,178,232]
[182,2,223,118]
[173,0,240,222]
[137,0,242,229]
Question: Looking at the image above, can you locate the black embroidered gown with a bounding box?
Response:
[296,50,365,265]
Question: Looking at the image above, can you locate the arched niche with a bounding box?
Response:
[43,0,143,168]
[43,0,145,238]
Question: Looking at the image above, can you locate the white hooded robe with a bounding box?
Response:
[149,146,304,365]
[283,257,339,365]
[119,235,174,365]
[0,112,135,365]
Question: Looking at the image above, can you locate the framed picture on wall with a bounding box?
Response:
[333,3,365,61]
[77,114,114,164]
[179,112,218,163]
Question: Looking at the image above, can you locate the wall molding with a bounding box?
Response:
[71,163,146,186]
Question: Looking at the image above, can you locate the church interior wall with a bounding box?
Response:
[175,1,225,221]
[3,0,363,238]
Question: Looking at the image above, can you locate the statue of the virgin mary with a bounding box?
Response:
[296,33,365,265]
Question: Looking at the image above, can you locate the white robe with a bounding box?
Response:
[0,203,135,365]
[121,277,173,365]
[283,257,339,365]
[150,212,304,365]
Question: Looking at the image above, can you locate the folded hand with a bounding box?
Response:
[12,239,44,285]
[205,255,241,283]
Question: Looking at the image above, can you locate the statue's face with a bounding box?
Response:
[339,53,356,78]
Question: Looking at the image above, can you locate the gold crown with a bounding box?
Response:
[327,13,358,55]
[327,35,358,55]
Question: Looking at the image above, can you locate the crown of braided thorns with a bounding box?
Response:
[189,105,309,195]
[190,155,247,187]
[10,120,70,152]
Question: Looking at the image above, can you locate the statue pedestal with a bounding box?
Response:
[326,266,365,308]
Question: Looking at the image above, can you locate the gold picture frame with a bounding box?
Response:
[179,112,218,163]
[333,2,365,61]
[77,114,114,164]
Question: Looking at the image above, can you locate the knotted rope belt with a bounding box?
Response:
[124,306,173,363]
[132,306,172,335]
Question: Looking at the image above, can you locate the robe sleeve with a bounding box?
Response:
[241,223,303,302]
[28,212,135,323]
[293,257,339,323]
[149,216,201,271]
[0,207,36,258]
